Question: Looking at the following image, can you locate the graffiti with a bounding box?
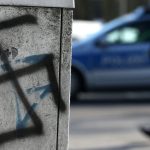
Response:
[0,14,37,30]
[0,47,18,60]
[26,84,52,99]
[16,83,52,129]
[15,93,39,130]
[0,52,66,144]
[0,13,66,145]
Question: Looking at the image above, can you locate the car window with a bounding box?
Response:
[103,21,150,44]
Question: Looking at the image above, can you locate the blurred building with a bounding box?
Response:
[74,0,150,21]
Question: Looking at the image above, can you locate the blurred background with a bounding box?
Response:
[70,1,150,150]
[74,0,149,20]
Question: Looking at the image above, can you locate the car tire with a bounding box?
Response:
[71,70,81,99]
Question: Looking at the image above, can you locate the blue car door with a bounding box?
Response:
[91,20,150,88]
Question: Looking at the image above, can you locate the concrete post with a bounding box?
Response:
[0,0,74,150]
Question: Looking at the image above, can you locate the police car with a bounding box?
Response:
[71,6,150,98]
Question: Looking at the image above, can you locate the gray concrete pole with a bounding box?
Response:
[0,0,74,150]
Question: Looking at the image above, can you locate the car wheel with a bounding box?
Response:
[71,70,81,99]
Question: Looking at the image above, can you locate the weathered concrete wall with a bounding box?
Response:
[0,6,72,150]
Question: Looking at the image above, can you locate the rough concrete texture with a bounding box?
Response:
[0,6,72,150]
[58,9,73,150]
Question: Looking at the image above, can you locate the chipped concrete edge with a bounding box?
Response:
[58,9,73,150]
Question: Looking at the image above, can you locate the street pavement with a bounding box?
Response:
[69,92,150,150]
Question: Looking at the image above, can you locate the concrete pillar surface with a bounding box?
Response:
[0,4,72,150]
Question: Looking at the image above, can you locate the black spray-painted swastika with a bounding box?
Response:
[0,14,66,145]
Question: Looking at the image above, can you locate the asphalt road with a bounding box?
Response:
[69,92,150,150]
